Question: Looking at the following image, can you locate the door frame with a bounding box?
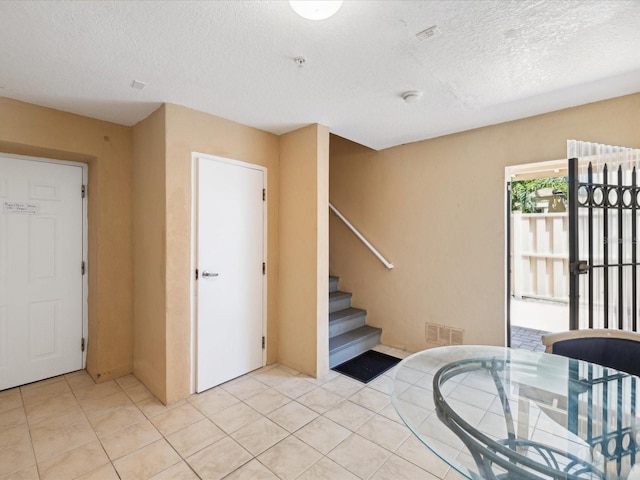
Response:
[190,152,267,393]
[505,158,568,345]
[0,152,88,369]
[506,180,511,346]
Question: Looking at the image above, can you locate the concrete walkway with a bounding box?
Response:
[510,297,566,352]
[510,297,568,332]
[511,325,548,352]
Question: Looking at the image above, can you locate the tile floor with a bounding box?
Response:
[0,346,466,480]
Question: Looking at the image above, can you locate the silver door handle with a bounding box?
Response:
[201,271,219,278]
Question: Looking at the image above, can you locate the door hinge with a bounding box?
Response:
[81,261,86,275]
[81,185,86,198]
[81,337,85,352]
[262,262,266,275]
[263,188,266,201]
[262,336,265,349]
[195,268,198,280]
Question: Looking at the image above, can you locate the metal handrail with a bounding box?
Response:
[329,202,394,269]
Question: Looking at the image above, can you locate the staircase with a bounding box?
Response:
[329,276,382,368]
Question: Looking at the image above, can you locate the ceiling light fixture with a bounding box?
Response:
[402,90,423,103]
[289,0,343,20]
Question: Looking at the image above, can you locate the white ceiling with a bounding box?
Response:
[1,1,639,151]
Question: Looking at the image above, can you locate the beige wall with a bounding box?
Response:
[329,93,640,352]
[164,103,280,402]
[132,103,281,403]
[4,90,638,401]
[1,97,330,402]
[0,97,134,381]
[279,124,330,377]
[132,106,167,399]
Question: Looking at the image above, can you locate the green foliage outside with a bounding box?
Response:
[511,177,568,213]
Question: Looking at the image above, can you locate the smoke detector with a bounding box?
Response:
[402,91,423,103]
[131,80,147,90]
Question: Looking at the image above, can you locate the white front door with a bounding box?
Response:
[0,155,85,390]
[196,154,266,392]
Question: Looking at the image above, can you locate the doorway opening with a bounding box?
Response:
[506,160,569,351]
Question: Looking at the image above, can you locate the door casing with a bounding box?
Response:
[190,152,267,393]
[0,152,88,384]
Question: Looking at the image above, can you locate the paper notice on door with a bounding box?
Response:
[3,201,40,214]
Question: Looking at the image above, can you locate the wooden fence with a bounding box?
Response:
[511,212,568,302]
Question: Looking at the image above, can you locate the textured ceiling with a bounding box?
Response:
[1,0,639,150]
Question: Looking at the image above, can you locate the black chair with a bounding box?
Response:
[542,329,640,376]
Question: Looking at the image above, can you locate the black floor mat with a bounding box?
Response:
[332,350,401,383]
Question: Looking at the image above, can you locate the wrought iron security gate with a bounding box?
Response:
[564,154,640,478]
[568,157,640,332]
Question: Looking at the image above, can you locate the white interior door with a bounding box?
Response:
[0,155,85,390]
[196,155,265,392]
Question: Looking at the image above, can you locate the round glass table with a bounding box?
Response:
[389,345,640,480]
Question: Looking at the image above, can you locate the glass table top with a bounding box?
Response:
[389,345,640,480]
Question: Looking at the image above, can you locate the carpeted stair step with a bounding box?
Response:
[329,325,382,368]
[329,276,339,293]
[329,307,367,338]
[329,291,352,314]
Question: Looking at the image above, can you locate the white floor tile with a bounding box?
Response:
[6,352,448,480]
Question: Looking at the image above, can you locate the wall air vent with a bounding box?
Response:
[425,322,464,346]
[416,25,441,41]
